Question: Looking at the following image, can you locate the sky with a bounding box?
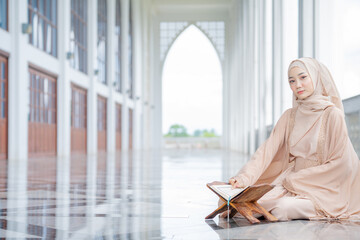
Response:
[162,25,222,136]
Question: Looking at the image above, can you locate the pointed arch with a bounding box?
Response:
[161,23,224,70]
[161,23,223,137]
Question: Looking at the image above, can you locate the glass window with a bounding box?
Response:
[116,104,121,133]
[70,0,88,74]
[28,0,57,57]
[1,102,4,118]
[29,68,56,125]
[71,86,87,129]
[0,0,8,30]
[1,62,4,79]
[1,82,4,98]
[97,0,107,84]
[0,58,5,120]
[318,0,360,100]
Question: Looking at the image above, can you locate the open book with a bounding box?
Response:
[209,183,249,201]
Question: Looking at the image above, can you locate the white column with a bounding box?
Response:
[223,17,230,149]
[7,0,28,188]
[227,27,234,150]
[231,19,237,151]
[121,0,130,150]
[141,0,151,150]
[57,0,71,158]
[242,0,249,154]
[107,0,116,153]
[56,0,71,224]
[235,0,242,152]
[299,0,315,58]
[86,3,98,225]
[272,0,283,126]
[254,0,260,151]
[132,0,143,150]
[248,0,256,155]
[152,17,162,149]
[87,0,98,155]
[239,0,243,152]
[258,0,267,146]
[7,1,29,234]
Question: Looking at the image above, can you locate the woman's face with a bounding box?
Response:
[288,66,314,100]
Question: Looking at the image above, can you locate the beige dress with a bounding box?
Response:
[257,105,324,220]
[230,105,360,221]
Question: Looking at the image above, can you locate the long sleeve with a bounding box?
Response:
[233,108,292,186]
[283,107,357,218]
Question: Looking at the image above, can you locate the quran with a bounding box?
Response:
[205,181,278,224]
[208,184,249,201]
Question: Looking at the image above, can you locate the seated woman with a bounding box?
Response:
[221,57,360,221]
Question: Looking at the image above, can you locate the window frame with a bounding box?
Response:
[71,84,87,130]
[27,0,58,57]
[0,0,8,31]
[70,0,88,74]
[97,0,107,84]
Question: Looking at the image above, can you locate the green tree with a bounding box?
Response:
[193,129,202,137]
[164,124,189,137]
[192,128,218,137]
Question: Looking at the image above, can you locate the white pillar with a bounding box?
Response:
[121,0,130,151]
[87,0,98,155]
[7,1,29,234]
[258,0,267,146]
[242,0,249,154]
[7,0,28,188]
[57,0,71,158]
[56,0,71,214]
[152,18,162,149]
[141,0,151,150]
[107,0,116,153]
[223,17,230,149]
[299,0,315,58]
[132,0,143,150]
[272,0,283,125]
[248,0,256,155]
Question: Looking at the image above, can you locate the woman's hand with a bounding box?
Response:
[229,177,245,189]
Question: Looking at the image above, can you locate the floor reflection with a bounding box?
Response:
[206,218,360,240]
[0,149,359,239]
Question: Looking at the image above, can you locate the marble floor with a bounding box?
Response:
[0,149,360,239]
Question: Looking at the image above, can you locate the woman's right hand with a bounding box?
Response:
[229,177,245,189]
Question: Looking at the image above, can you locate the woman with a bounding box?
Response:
[222,57,360,221]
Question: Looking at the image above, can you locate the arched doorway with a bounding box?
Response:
[161,24,223,148]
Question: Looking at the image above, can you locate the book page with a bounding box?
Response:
[210,184,246,200]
